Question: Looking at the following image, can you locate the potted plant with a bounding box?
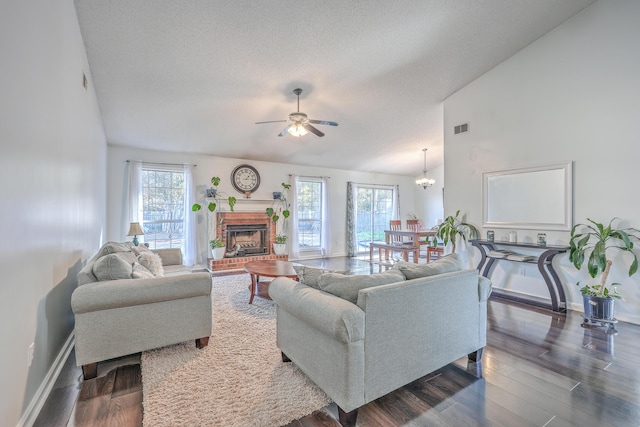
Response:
[210,237,226,260]
[192,176,237,214]
[435,210,479,253]
[266,182,291,236]
[569,218,640,322]
[273,234,288,255]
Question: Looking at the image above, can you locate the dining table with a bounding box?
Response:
[384,229,436,245]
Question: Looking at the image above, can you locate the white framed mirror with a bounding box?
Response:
[482,161,573,231]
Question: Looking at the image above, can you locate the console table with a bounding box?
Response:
[470,240,569,313]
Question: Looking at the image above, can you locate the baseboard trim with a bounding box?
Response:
[18,333,75,427]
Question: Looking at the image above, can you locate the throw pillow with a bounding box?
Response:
[132,262,155,279]
[395,253,463,280]
[93,252,137,281]
[292,265,346,289]
[96,241,133,258]
[318,269,405,304]
[130,244,152,256]
[138,251,164,277]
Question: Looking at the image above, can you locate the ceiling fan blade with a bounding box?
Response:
[308,119,338,126]
[278,125,293,137]
[303,124,325,137]
[255,120,288,124]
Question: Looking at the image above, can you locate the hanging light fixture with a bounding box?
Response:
[416,148,436,189]
[287,121,308,137]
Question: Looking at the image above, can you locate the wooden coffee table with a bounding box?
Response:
[244,260,300,304]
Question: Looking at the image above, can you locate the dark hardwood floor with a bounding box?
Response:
[34,257,640,426]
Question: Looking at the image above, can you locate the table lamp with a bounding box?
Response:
[127,222,144,246]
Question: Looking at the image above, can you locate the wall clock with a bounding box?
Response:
[231,164,260,194]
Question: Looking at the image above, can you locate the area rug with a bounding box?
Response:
[141,274,331,427]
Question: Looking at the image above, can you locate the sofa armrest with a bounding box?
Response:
[478,276,492,302]
[152,248,183,266]
[72,272,211,314]
[269,277,365,343]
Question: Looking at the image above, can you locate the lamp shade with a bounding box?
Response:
[127,222,144,236]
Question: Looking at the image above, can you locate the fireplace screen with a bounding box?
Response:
[225,224,268,257]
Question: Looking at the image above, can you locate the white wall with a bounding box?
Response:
[443,0,640,323]
[0,1,106,425]
[107,146,418,261]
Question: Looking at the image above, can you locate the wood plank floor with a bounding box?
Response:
[34,257,640,426]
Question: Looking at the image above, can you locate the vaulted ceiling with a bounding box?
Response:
[74,0,595,175]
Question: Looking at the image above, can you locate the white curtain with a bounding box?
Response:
[124,160,143,242]
[392,184,400,220]
[183,164,197,266]
[346,181,358,257]
[288,175,300,260]
[321,176,331,257]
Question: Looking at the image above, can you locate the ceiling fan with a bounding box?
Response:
[255,88,338,137]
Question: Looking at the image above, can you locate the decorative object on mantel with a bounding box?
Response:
[486,230,494,242]
[435,210,478,253]
[127,222,144,246]
[509,230,518,243]
[569,217,640,331]
[273,191,282,200]
[415,148,436,189]
[192,176,237,214]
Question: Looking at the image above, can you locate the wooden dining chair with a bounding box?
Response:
[406,219,420,231]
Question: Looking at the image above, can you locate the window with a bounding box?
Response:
[356,186,394,252]
[296,179,323,249]
[141,167,185,250]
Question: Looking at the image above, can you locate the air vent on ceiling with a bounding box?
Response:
[454,123,469,135]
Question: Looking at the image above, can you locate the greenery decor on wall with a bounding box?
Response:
[266,182,291,236]
[435,210,479,253]
[192,176,237,213]
[569,218,640,299]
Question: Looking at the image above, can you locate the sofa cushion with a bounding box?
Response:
[293,265,346,289]
[395,253,463,280]
[93,252,137,281]
[138,251,164,277]
[318,269,405,304]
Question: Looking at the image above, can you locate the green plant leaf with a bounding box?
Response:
[272,214,280,222]
[266,207,274,217]
[228,197,236,212]
[282,210,290,218]
[207,202,217,212]
[211,176,221,186]
[192,204,202,212]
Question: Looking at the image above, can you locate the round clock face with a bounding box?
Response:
[231,164,260,193]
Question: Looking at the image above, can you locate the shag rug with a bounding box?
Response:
[141,274,331,427]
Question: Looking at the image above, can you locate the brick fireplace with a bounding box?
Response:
[208,211,288,273]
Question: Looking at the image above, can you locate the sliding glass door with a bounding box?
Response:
[355,186,395,253]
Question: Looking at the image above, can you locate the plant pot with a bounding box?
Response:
[273,243,287,256]
[582,294,615,320]
[212,246,226,261]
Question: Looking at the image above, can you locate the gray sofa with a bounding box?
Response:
[72,242,212,380]
[269,254,491,427]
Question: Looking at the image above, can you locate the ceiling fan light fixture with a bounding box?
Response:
[288,122,308,137]
[416,148,436,189]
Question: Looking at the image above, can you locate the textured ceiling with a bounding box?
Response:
[74,0,595,175]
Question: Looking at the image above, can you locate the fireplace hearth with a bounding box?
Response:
[208,211,288,274]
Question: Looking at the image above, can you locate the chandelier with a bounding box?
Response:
[416,148,436,189]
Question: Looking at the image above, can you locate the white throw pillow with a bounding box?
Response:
[138,252,164,277]
[132,262,155,279]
